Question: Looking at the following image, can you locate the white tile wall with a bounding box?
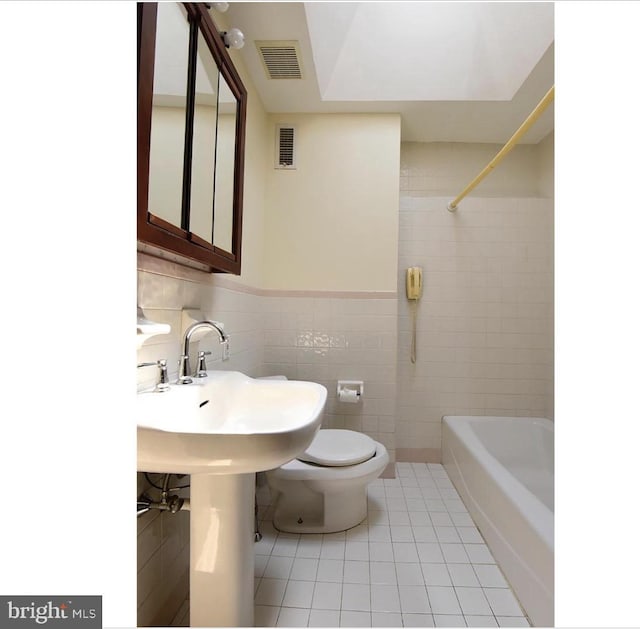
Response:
[396,142,554,455]
[262,295,398,462]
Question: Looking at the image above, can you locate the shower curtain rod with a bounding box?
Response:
[447,85,555,212]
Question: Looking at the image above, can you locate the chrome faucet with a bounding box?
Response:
[178,320,228,384]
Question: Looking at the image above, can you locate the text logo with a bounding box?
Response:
[1,596,101,627]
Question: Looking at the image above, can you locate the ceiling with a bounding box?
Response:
[223,2,554,144]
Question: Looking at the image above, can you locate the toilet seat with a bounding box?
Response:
[297,429,377,467]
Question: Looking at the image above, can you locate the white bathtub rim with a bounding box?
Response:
[443,415,554,553]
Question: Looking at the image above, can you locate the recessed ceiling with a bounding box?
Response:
[223,2,554,144]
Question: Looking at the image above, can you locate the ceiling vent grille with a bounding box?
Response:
[275,124,296,169]
[256,40,303,79]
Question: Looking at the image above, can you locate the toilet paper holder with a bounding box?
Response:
[337,380,364,403]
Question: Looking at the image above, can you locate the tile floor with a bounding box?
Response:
[170,462,531,627]
[253,462,530,628]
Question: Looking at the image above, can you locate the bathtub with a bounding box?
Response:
[442,416,553,627]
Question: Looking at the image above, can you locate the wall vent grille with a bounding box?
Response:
[256,41,303,79]
[275,124,296,169]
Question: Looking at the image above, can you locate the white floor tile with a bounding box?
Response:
[454,587,492,615]
[263,555,294,580]
[324,531,347,542]
[496,616,530,627]
[450,512,474,527]
[370,561,397,585]
[483,588,525,617]
[396,563,424,586]
[388,511,411,525]
[422,563,452,587]
[345,541,370,561]
[386,486,405,499]
[466,614,499,626]
[456,526,484,544]
[386,497,408,511]
[347,523,369,541]
[426,586,462,615]
[272,536,299,557]
[255,578,288,607]
[406,498,428,511]
[344,560,370,584]
[398,585,431,614]
[435,527,461,543]
[425,499,447,512]
[254,604,279,627]
[409,511,432,526]
[433,613,466,627]
[403,612,435,627]
[282,579,315,608]
[421,487,442,500]
[371,612,402,627]
[340,610,371,627]
[320,540,346,560]
[430,513,454,527]
[464,544,495,564]
[369,542,394,562]
[289,557,319,581]
[308,609,340,627]
[440,543,470,564]
[295,537,322,559]
[312,581,342,610]
[369,525,392,542]
[416,542,445,563]
[390,525,414,542]
[392,542,420,563]
[439,489,459,501]
[411,525,437,543]
[255,554,269,578]
[276,606,310,627]
[342,583,371,611]
[317,558,344,582]
[255,534,277,556]
[370,584,401,613]
[473,564,509,588]
[447,563,480,587]
[444,499,467,513]
[368,509,390,526]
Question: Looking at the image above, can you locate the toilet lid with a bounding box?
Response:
[298,429,377,467]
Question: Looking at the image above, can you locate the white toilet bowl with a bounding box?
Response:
[266,429,389,534]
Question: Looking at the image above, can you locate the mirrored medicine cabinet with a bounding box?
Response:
[138,2,247,273]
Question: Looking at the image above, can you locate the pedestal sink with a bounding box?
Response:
[137,371,327,627]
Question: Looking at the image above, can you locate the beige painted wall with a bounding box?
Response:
[263,113,401,291]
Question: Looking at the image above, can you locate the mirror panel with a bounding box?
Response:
[147,3,189,228]
[213,74,237,252]
[189,29,220,242]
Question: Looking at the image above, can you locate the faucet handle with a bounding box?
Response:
[177,355,193,385]
[137,359,170,392]
[196,351,212,378]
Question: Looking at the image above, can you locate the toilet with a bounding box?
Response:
[266,428,389,534]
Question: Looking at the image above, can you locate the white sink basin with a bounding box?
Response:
[137,370,327,475]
